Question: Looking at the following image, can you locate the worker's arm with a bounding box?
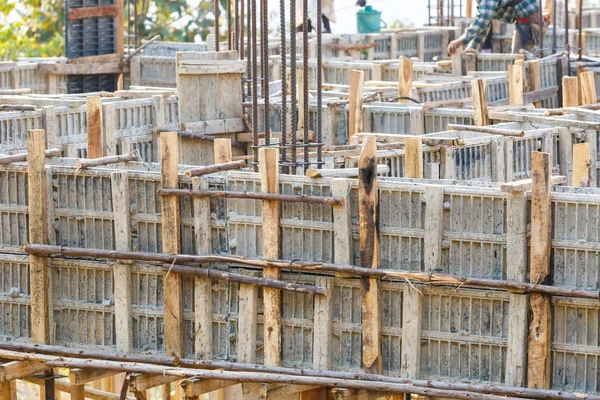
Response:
[457,0,499,50]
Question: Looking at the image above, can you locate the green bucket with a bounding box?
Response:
[357,6,386,34]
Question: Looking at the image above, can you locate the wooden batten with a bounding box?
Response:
[260,148,282,367]
[528,60,542,108]
[562,76,579,108]
[86,96,103,159]
[27,129,51,345]
[358,137,382,374]
[404,137,423,178]
[160,131,184,358]
[579,71,597,106]
[573,142,592,187]
[509,60,524,105]
[472,78,489,126]
[349,69,365,140]
[398,56,413,103]
[527,152,552,390]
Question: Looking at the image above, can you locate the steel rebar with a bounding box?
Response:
[262,0,270,147]
[215,0,220,52]
[280,0,288,172]
[290,0,298,173]
[302,0,309,170]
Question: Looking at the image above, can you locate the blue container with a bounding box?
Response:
[357,6,385,33]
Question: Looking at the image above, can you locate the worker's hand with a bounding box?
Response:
[447,39,463,55]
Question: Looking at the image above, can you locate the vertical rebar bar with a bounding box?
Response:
[539,0,544,57]
[302,0,309,170]
[290,0,298,174]
[127,0,131,55]
[215,0,220,52]
[134,0,138,48]
[552,0,557,53]
[316,0,322,168]
[228,0,233,51]
[234,0,239,52]
[262,0,271,146]
[578,0,583,60]
[566,0,570,74]
[241,0,245,59]
[252,0,259,170]
[280,0,288,172]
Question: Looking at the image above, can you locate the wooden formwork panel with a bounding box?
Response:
[0,111,43,153]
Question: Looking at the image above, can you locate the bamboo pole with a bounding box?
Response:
[447,124,524,137]
[165,264,326,295]
[184,160,247,177]
[22,244,600,300]
[157,188,344,205]
[0,148,61,165]
[4,342,598,400]
[0,350,528,400]
[76,151,141,170]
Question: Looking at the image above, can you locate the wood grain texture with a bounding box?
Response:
[562,76,579,107]
[312,277,334,370]
[86,96,103,159]
[67,5,118,20]
[349,69,365,140]
[358,137,382,374]
[404,137,423,178]
[472,78,489,126]
[160,131,184,358]
[509,60,524,105]
[27,129,50,345]
[528,60,542,108]
[260,148,281,367]
[527,151,552,390]
[398,56,413,103]
[579,70,597,105]
[573,142,592,187]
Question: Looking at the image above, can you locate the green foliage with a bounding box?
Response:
[0,0,222,60]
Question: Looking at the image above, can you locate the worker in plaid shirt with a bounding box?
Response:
[448,0,542,55]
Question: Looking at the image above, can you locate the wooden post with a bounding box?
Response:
[464,52,477,73]
[579,71,597,105]
[558,127,573,186]
[529,60,542,108]
[130,57,142,87]
[404,137,423,178]
[573,143,592,187]
[237,276,259,364]
[160,131,184,359]
[472,79,489,126]
[505,192,528,387]
[466,0,473,18]
[41,106,57,150]
[401,284,422,380]
[349,69,365,141]
[111,171,133,353]
[398,56,413,103]
[260,148,281,367]
[562,76,579,107]
[193,176,213,359]
[47,74,57,95]
[151,94,166,162]
[27,129,51,345]
[358,137,382,375]
[86,96,103,158]
[423,185,444,273]
[451,46,462,76]
[509,60,524,105]
[1,381,16,400]
[332,179,352,271]
[11,66,19,90]
[312,277,334,370]
[102,102,117,156]
[527,152,552,390]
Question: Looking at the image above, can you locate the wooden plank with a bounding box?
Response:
[241,383,264,400]
[67,5,118,20]
[397,56,413,103]
[237,278,259,364]
[409,108,424,135]
[299,388,326,400]
[160,131,184,358]
[260,147,281,367]
[573,142,592,187]
[562,76,579,107]
[401,283,422,381]
[70,369,118,386]
[313,277,334,370]
[111,171,133,352]
[102,102,117,156]
[466,0,472,17]
[115,0,124,58]
[27,129,50,345]
[71,382,85,400]
[348,69,365,140]
[464,52,477,73]
[558,127,573,186]
[468,80,487,123]
[67,54,121,64]
[181,379,237,397]
[451,46,462,76]
[193,177,213,359]
[0,381,16,400]
[509,60,524,105]
[527,151,552,390]
[506,293,529,387]
[38,62,127,75]
[358,137,382,375]
[266,385,320,400]
[528,60,542,108]
[129,57,142,86]
[500,175,566,193]
[41,106,57,150]
[214,138,232,164]
[423,185,444,273]
[181,118,246,134]
[0,361,47,381]
[129,374,180,392]
[332,179,352,275]
[579,70,597,105]
[404,137,423,178]
[86,96,103,159]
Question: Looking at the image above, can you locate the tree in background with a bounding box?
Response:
[0,0,222,60]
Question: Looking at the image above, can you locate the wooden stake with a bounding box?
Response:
[27,129,51,345]
[466,0,472,18]
[529,60,542,108]
[579,71,597,105]
[260,148,281,367]
[573,143,592,187]
[358,137,382,374]
[349,69,365,141]
[527,151,552,390]
[160,131,184,358]
[404,137,423,178]
[398,56,413,103]
[472,79,489,126]
[312,277,334,370]
[214,138,233,164]
[562,76,579,107]
[86,96,103,159]
[451,46,462,76]
[509,60,524,105]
